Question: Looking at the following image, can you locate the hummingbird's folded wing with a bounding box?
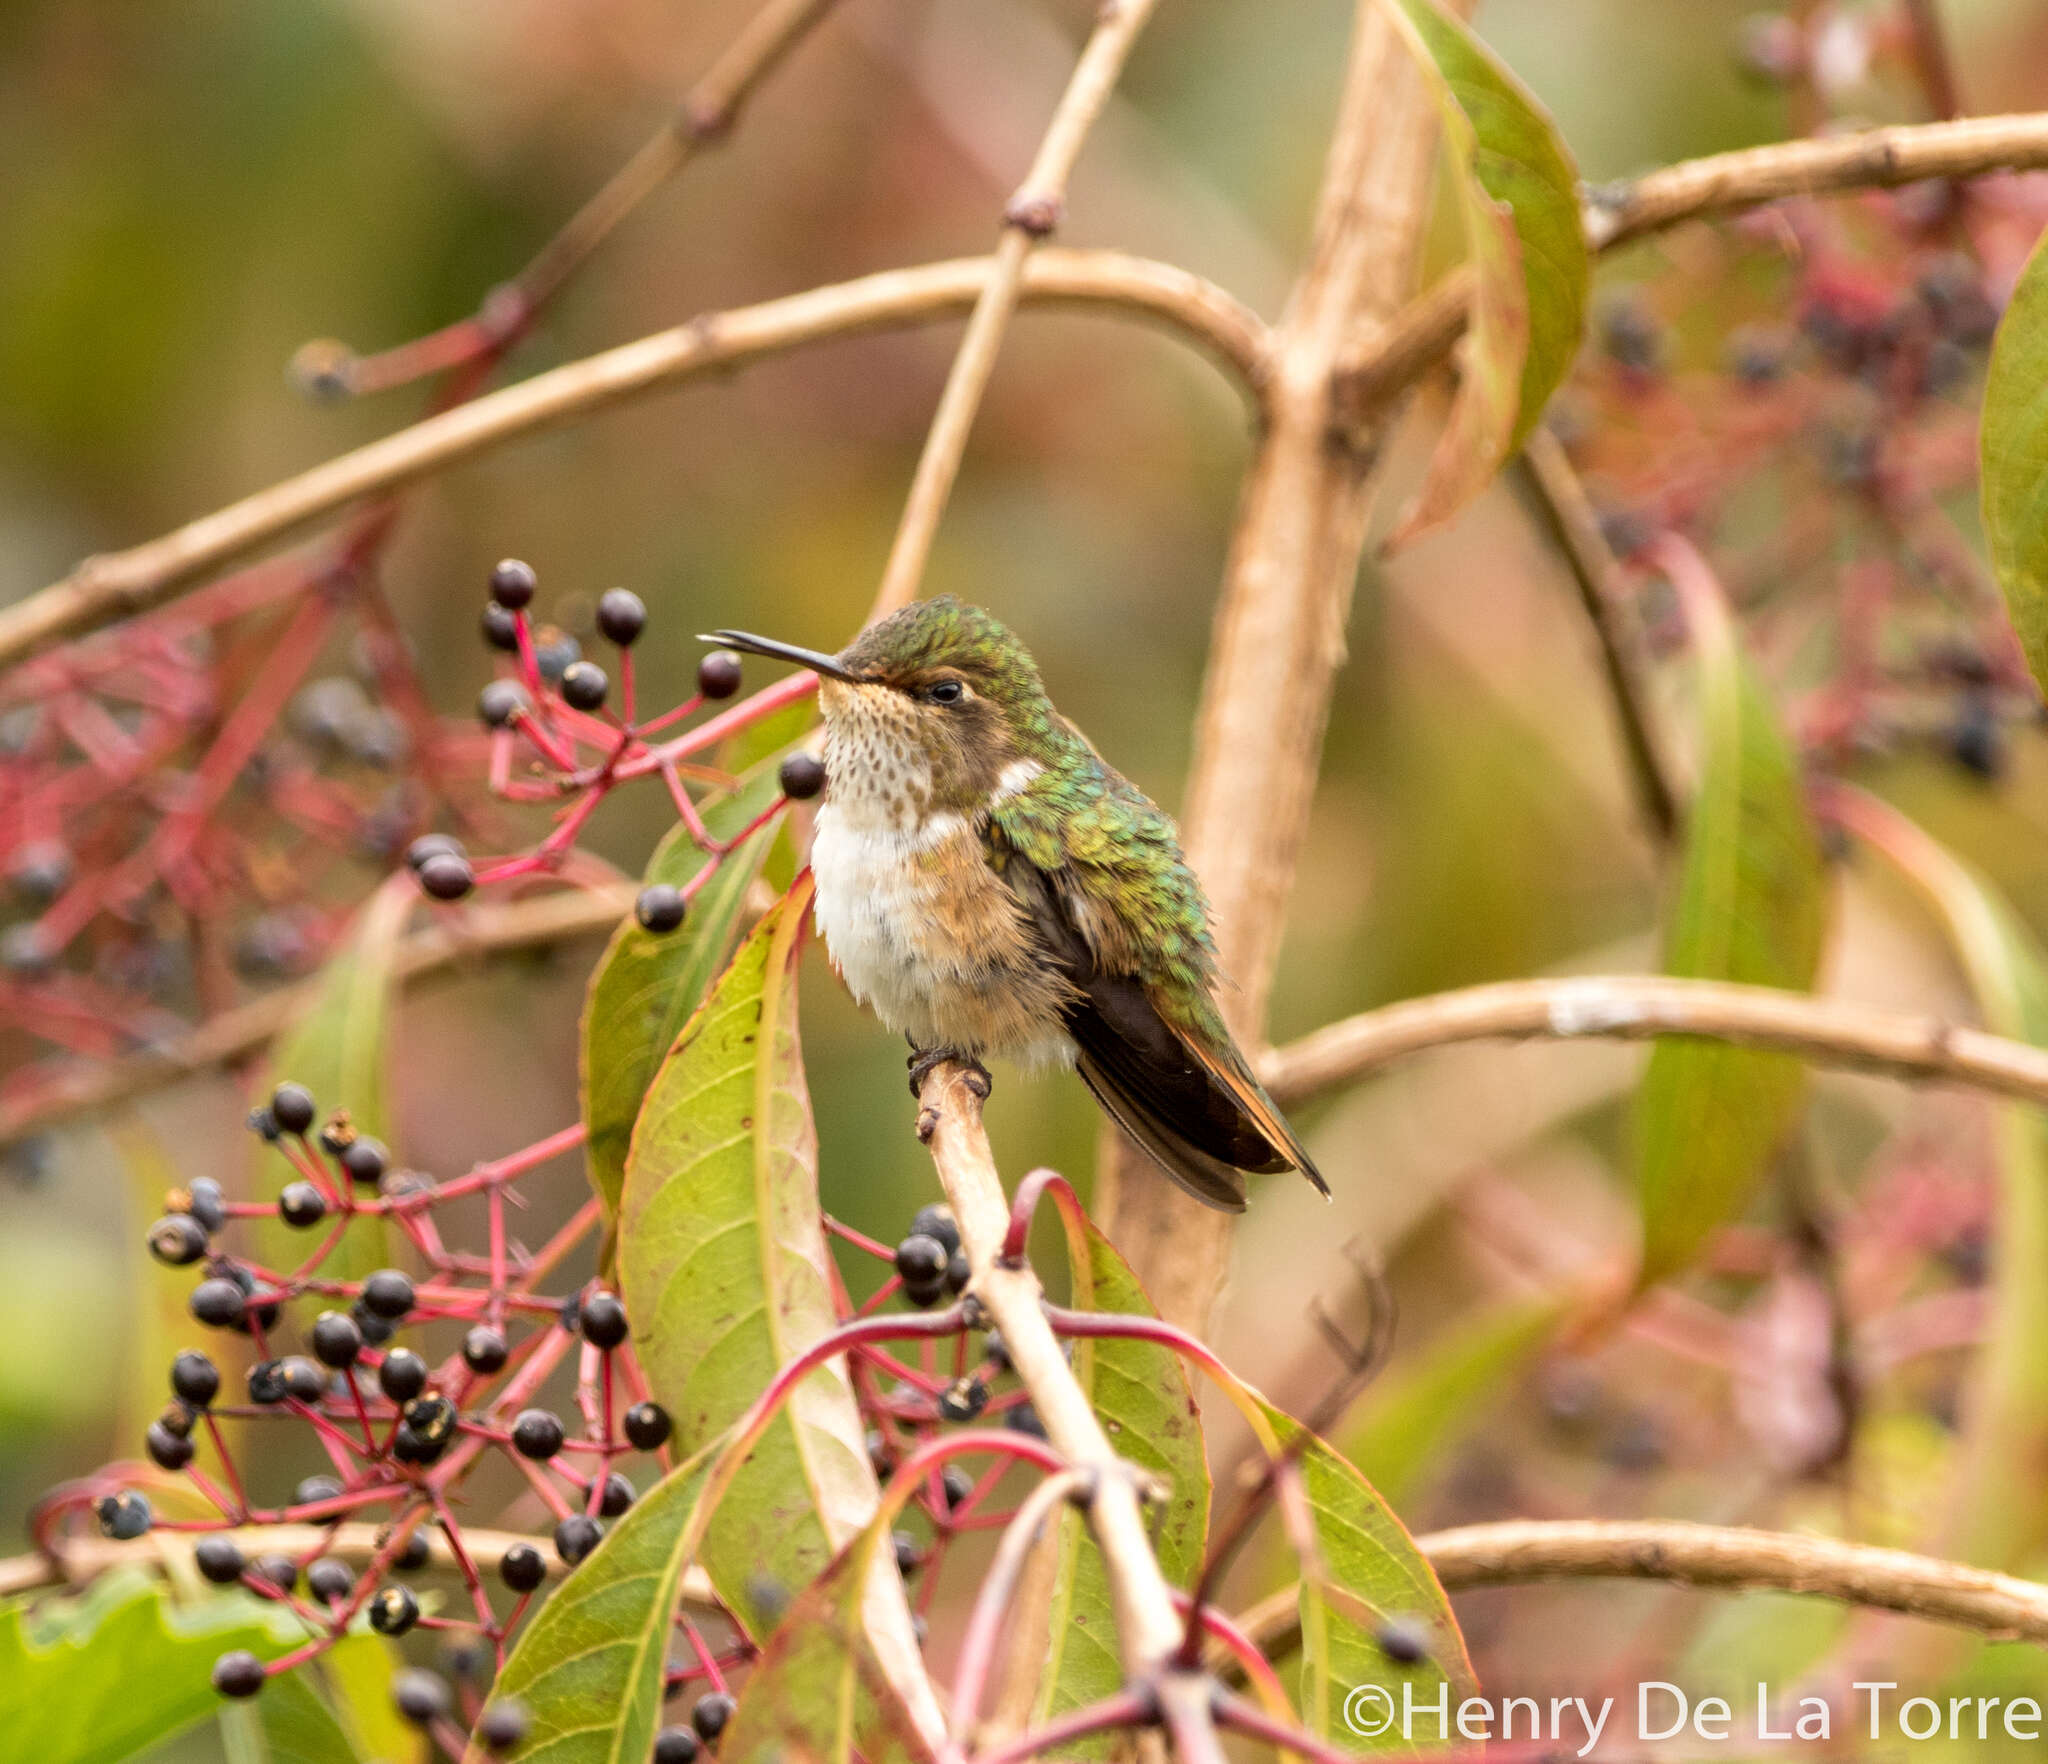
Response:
[986,821,1303,1213]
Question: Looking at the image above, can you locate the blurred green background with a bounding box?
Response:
[10,0,2048,1751]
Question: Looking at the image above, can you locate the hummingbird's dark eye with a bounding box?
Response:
[926,680,966,705]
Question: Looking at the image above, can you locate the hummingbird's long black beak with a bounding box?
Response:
[699,630,859,683]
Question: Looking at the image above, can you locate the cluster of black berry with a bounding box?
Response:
[51,1075,680,1745]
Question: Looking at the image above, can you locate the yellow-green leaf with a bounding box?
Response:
[1636,562,1827,1284]
[579,743,794,1221]
[1981,225,2048,697]
[1384,0,1587,538]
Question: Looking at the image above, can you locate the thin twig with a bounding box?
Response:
[1585,110,2048,250]
[867,0,1167,622]
[0,253,1267,671]
[1258,972,2048,1110]
[1516,427,1681,843]
[0,885,636,1150]
[916,1063,1226,1764]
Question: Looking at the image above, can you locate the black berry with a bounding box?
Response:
[500,1542,547,1592]
[185,1178,228,1234]
[778,752,825,800]
[250,1553,298,1595]
[402,1394,457,1452]
[392,1668,451,1727]
[95,1491,150,1532]
[212,1651,265,1699]
[463,1325,509,1374]
[696,652,743,700]
[579,1290,628,1350]
[195,1534,245,1583]
[512,1409,566,1460]
[635,884,687,934]
[339,1137,389,1185]
[268,1082,316,1135]
[148,1214,210,1267]
[281,1357,326,1403]
[691,1691,736,1741]
[278,1181,327,1228]
[910,1204,961,1256]
[623,1401,672,1450]
[369,1584,420,1635]
[478,680,531,729]
[312,1310,363,1368]
[481,601,520,652]
[946,1250,971,1294]
[559,660,609,712]
[554,1514,602,1565]
[654,1727,702,1764]
[595,588,646,647]
[902,1273,946,1310]
[938,1377,987,1423]
[894,1233,946,1284]
[353,1301,397,1347]
[417,853,475,901]
[478,1701,532,1754]
[294,1474,344,1507]
[146,1420,195,1470]
[246,1107,280,1142]
[893,1531,922,1575]
[404,835,463,875]
[307,1557,354,1604]
[378,1347,428,1402]
[391,1527,432,1571]
[1005,1402,1047,1440]
[599,1472,635,1517]
[489,559,538,610]
[248,1360,289,1405]
[362,1269,415,1319]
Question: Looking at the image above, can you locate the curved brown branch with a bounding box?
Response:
[0,884,636,1150]
[1425,1519,2048,1642]
[1586,110,2048,251]
[0,1521,716,1607]
[867,0,1166,621]
[0,253,1267,672]
[1228,1520,2048,1666]
[1259,973,2048,1110]
[916,1064,1225,1764]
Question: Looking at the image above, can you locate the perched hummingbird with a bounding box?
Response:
[703,597,1327,1212]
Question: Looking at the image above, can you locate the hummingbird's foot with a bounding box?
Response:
[906,1045,993,1101]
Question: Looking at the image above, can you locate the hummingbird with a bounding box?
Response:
[703,597,1326,1212]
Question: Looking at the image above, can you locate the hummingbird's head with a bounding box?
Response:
[702,597,1059,816]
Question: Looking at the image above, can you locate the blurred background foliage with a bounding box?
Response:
[10,0,2048,1753]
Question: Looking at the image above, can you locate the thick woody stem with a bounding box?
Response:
[916,1063,1224,1764]
[0,253,1263,672]
[1096,0,1465,1333]
[867,0,1166,623]
[1256,972,2048,1111]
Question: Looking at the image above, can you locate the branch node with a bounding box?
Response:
[1004,192,1064,238]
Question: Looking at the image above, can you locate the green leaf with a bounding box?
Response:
[319,1631,424,1764]
[1981,224,2048,698]
[580,736,801,1222]
[256,878,411,1279]
[489,1449,719,1764]
[1253,1400,1477,1748]
[1850,798,2048,1574]
[0,1570,299,1764]
[1033,1200,1208,1749]
[1343,1292,1565,1512]
[619,876,884,1638]
[1635,570,1827,1284]
[1384,0,1587,538]
[720,1508,937,1764]
[251,1664,362,1764]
